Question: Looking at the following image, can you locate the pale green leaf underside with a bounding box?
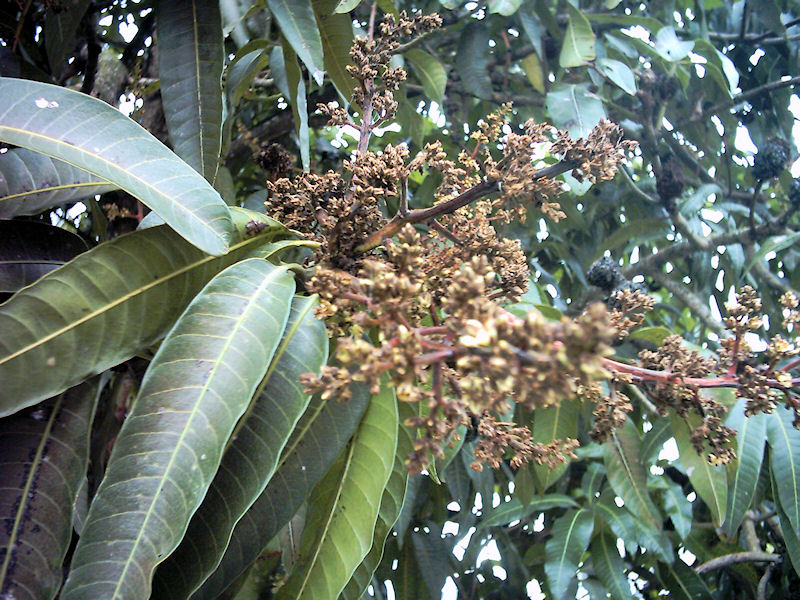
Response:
[724,401,767,537]
[0,77,232,255]
[267,0,325,85]
[0,210,285,416]
[61,259,296,600]
[767,407,800,533]
[313,0,355,102]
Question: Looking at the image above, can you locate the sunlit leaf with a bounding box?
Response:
[267,0,325,85]
[560,4,595,67]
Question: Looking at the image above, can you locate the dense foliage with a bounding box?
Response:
[2,1,800,599]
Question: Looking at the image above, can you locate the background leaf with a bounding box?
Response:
[560,4,596,67]
[44,0,92,77]
[767,406,800,533]
[405,49,447,104]
[724,400,767,537]
[591,532,632,600]
[313,0,355,102]
[533,399,578,491]
[596,57,636,94]
[61,259,296,600]
[544,509,594,600]
[546,83,607,138]
[455,23,492,100]
[267,0,325,85]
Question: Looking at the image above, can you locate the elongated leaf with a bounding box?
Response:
[560,3,595,67]
[604,419,661,528]
[581,462,605,499]
[592,533,631,600]
[0,78,232,255]
[672,413,727,525]
[61,259,296,600]
[478,495,578,531]
[777,499,800,577]
[267,0,325,85]
[659,561,712,600]
[488,0,523,16]
[767,406,800,532]
[533,399,578,491]
[45,0,92,76]
[152,295,328,599]
[192,384,370,600]
[724,400,767,537]
[546,82,607,138]
[593,491,673,563]
[544,509,594,600]
[596,57,636,95]
[406,49,447,104]
[455,23,492,100]
[275,381,398,600]
[411,522,454,599]
[340,403,415,600]
[0,380,100,600]
[157,0,224,183]
[0,220,87,294]
[276,41,310,170]
[0,148,115,218]
[661,480,692,541]
[313,0,355,102]
[0,210,287,415]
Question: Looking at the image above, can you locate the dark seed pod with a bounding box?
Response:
[256,142,294,182]
[656,156,685,203]
[752,137,791,181]
[586,256,623,292]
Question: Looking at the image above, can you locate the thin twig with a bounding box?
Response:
[646,268,724,334]
[694,552,780,575]
[699,76,800,120]
[757,560,780,600]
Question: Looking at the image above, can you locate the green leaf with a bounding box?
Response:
[0,209,287,416]
[628,326,673,345]
[560,4,596,68]
[653,27,694,62]
[767,406,800,532]
[411,522,454,599]
[478,495,578,531]
[340,403,415,599]
[596,57,636,95]
[661,480,692,541]
[581,462,605,499]
[267,0,325,85]
[671,413,728,525]
[192,385,370,600]
[487,0,523,16]
[61,259,296,600]
[313,0,355,102]
[334,0,360,12]
[593,491,673,563]
[604,419,661,528]
[742,232,800,275]
[520,52,545,93]
[0,220,88,295]
[546,83,606,138]
[533,399,578,491]
[151,295,329,600]
[0,148,116,218]
[777,499,800,577]
[659,561,712,600]
[724,400,767,537]
[0,78,232,255]
[455,23,492,100]
[0,379,100,600]
[585,13,664,32]
[157,0,225,183]
[544,509,594,600]
[278,40,311,171]
[225,45,270,110]
[275,380,398,600]
[592,533,631,600]
[44,0,92,76]
[406,49,447,104]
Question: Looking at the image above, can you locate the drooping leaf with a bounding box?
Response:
[455,23,492,100]
[487,0,523,16]
[767,406,800,532]
[604,419,661,528]
[0,148,116,218]
[340,403,415,599]
[406,49,447,104]
[661,479,692,541]
[275,380,398,600]
[61,259,296,600]
[44,0,92,77]
[653,27,694,62]
[157,0,224,183]
[533,399,578,491]
[672,413,727,525]
[560,4,596,67]
[267,0,325,85]
[411,522,454,599]
[313,0,355,102]
[544,509,594,600]
[724,400,767,537]
[659,561,713,600]
[151,295,328,600]
[0,78,232,255]
[777,499,800,577]
[0,220,87,295]
[276,41,310,170]
[596,57,636,95]
[520,52,545,93]
[0,211,290,415]
[478,494,578,531]
[593,490,673,563]
[591,533,631,600]
[192,384,371,600]
[546,83,607,138]
[0,379,100,600]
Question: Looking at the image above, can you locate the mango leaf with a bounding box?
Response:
[455,23,492,100]
[0,210,287,415]
[591,533,631,600]
[0,220,87,295]
[593,490,673,563]
[406,49,447,104]
[151,295,328,599]
[604,419,661,528]
[313,0,355,102]
[628,325,672,345]
[560,4,595,67]
[672,413,728,525]
[777,499,800,577]
[0,78,232,255]
[157,0,224,183]
[653,27,694,62]
[267,0,325,85]
[478,495,578,531]
[276,41,310,170]
[44,0,92,77]
[61,259,296,600]
[340,403,415,599]
[533,399,578,491]
[767,406,800,532]
[659,561,712,600]
[546,83,606,138]
[0,379,100,600]
[334,0,360,12]
[488,0,523,16]
[544,509,594,600]
[661,480,692,541]
[275,381,398,600]
[520,52,545,93]
[596,57,636,95]
[724,400,767,538]
[0,148,116,218]
[191,384,371,600]
[411,522,454,599]
[742,232,800,275]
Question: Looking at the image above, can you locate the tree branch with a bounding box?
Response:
[698,76,800,121]
[645,269,724,334]
[694,552,780,575]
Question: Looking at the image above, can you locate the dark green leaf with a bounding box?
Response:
[267,0,325,85]
[546,83,607,138]
[593,491,673,563]
[661,480,692,541]
[478,495,578,531]
[544,509,594,600]
[592,533,631,600]
[313,0,355,102]
[455,23,492,100]
[659,561,712,600]
[406,49,447,104]
[767,406,800,532]
[44,0,92,77]
[533,399,578,491]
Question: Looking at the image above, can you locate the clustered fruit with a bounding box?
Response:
[752,137,791,181]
